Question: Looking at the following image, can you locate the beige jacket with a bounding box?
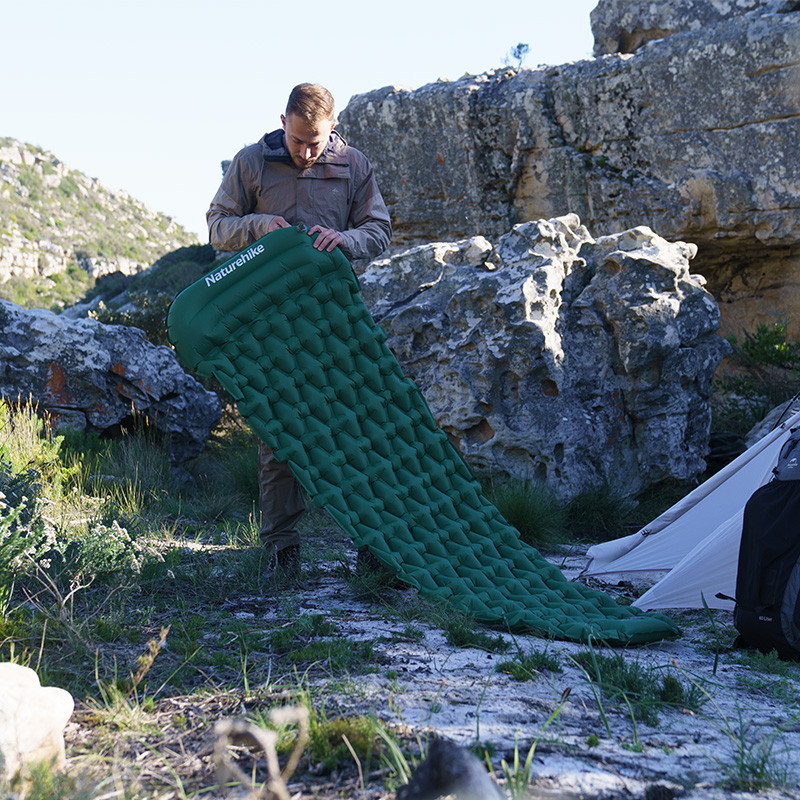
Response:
[207,129,392,261]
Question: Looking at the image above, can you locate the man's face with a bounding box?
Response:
[281,113,335,169]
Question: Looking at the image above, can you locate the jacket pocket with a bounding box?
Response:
[298,168,351,230]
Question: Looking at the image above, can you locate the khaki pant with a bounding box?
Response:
[257,440,306,551]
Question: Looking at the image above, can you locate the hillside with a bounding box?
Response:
[0,137,199,309]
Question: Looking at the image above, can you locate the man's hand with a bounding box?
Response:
[267,216,290,232]
[308,225,343,252]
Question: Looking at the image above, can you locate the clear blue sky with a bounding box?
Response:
[4,0,597,239]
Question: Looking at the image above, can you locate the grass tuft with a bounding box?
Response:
[497,648,562,681]
[565,481,636,542]
[572,650,704,727]
[487,478,567,548]
[252,692,382,775]
[440,612,511,654]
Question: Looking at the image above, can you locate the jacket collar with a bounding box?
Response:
[260,128,348,165]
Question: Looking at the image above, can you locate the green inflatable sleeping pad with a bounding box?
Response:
[167,226,679,646]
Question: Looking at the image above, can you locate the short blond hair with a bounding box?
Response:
[286,83,335,124]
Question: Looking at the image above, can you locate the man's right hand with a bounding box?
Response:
[267,216,290,232]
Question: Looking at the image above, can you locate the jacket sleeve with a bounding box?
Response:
[339,158,392,261]
[206,151,275,252]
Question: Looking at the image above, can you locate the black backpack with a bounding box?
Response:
[734,429,800,658]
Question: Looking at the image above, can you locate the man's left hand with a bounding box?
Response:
[308,226,343,252]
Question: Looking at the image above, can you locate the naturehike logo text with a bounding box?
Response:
[205,243,264,287]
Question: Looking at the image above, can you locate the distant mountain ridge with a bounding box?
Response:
[0,137,198,307]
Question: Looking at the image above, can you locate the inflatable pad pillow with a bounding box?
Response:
[167,226,679,646]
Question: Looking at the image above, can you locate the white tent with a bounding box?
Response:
[582,407,800,611]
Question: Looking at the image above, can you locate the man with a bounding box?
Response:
[207,83,392,576]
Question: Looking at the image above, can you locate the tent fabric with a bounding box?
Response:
[634,511,743,611]
[167,226,679,645]
[582,408,800,610]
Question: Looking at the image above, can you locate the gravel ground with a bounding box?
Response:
[63,536,800,799]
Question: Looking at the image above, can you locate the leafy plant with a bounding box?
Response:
[46,520,145,581]
[0,497,39,616]
[728,320,800,369]
[132,244,217,294]
[713,318,800,438]
[89,245,220,346]
[504,42,530,69]
[91,292,175,346]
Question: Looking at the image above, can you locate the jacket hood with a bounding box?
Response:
[259,128,348,164]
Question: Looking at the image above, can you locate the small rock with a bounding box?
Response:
[397,738,503,800]
[0,663,74,785]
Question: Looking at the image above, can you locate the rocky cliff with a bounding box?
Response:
[589,0,793,55]
[339,1,800,338]
[0,138,197,295]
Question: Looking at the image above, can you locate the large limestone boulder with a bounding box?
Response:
[339,5,800,338]
[0,300,221,463]
[0,663,74,785]
[360,216,728,498]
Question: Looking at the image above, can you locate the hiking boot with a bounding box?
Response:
[276,544,301,580]
[356,547,402,588]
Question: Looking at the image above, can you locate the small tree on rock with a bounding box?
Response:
[504,42,530,68]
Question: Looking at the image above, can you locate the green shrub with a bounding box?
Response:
[58,176,81,199]
[88,245,221,345]
[713,319,800,438]
[728,320,800,369]
[91,292,174,346]
[0,494,43,616]
[44,520,143,582]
